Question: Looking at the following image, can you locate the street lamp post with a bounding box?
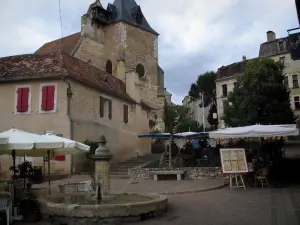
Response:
[201,93,206,132]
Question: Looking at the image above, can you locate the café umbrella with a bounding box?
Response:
[0,129,90,194]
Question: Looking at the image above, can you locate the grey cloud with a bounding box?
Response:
[0,0,299,104]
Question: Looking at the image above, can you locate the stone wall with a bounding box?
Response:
[128,166,223,180]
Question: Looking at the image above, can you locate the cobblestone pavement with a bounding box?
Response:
[132,185,300,225]
[13,185,300,225]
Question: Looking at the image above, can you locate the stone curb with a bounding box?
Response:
[156,182,227,196]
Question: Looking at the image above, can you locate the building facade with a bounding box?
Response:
[0,0,165,175]
[216,31,300,126]
[182,95,210,129]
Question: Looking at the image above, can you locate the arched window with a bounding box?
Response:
[106,60,112,74]
[136,63,145,78]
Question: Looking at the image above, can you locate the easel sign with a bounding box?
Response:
[220,148,248,191]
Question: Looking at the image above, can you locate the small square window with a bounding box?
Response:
[100,96,112,120]
[292,75,299,88]
[222,85,227,97]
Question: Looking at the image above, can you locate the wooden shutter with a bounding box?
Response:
[21,88,29,112]
[100,96,104,117]
[123,105,128,124]
[46,86,55,110]
[109,100,112,120]
[41,86,48,111]
[16,88,23,112]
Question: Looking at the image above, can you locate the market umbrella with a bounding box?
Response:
[43,133,90,153]
[0,129,90,194]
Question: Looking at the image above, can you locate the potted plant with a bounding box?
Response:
[18,192,40,223]
[10,161,34,198]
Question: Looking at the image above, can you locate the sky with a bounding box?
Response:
[0,0,299,104]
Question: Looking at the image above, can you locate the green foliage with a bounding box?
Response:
[84,140,98,159]
[223,58,295,127]
[163,101,191,133]
[189,71,217,107]
[176,119,203,133]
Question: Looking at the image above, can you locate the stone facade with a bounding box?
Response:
[128,166,223,180]
[75,1,165,129]
[216,30,300,126]
[0,0,164,175]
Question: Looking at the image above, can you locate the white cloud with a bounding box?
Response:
[0,0,299,103]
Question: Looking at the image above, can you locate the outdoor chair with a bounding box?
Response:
[0,198,12,225]
[256,167,270,188]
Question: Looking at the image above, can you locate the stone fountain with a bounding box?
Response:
[38,135,168,225]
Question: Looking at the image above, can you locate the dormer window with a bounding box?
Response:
[136,11,143,24]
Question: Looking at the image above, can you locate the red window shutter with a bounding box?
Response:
[16,88,23,112]
[41,86,48,111]
[46,86,55,110]
[53,155,65,161]
[123,105,128,124]
[109,100,112,120]
[100,96,104,118]
[21,88,29,112]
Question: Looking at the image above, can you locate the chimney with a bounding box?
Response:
[267,31,276,42]
[242,56,246,61]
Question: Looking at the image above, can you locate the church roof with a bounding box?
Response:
[35,32,81,55]
[0,52,136,103]
[107,0,158,35]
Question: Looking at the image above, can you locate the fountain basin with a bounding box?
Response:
[38,192,168,225]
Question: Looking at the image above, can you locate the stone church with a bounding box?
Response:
[0,0,165,175]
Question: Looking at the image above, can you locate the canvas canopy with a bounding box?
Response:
[0,129,90,156]
[43,133,90,154]
[209,124,299,139]
[138,132,209,139]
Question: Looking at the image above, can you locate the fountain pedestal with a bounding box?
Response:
[92,135,113,197]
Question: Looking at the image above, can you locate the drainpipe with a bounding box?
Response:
[63,78,74,174]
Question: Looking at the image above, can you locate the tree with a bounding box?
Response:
[189,71,217,107]
[163,101,191,133]
[177,119,203,133]
[223,58,295,127]
[189,71,218,128]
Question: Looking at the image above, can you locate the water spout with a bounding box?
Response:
[97,183,102,201]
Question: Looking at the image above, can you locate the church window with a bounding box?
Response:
[136,64,145,78]
[106,60,112,74]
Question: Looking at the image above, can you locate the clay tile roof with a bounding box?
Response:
[62,54,135,103]
[0,53,67,81]
[0,52,135,103]
[35,32,81,55]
